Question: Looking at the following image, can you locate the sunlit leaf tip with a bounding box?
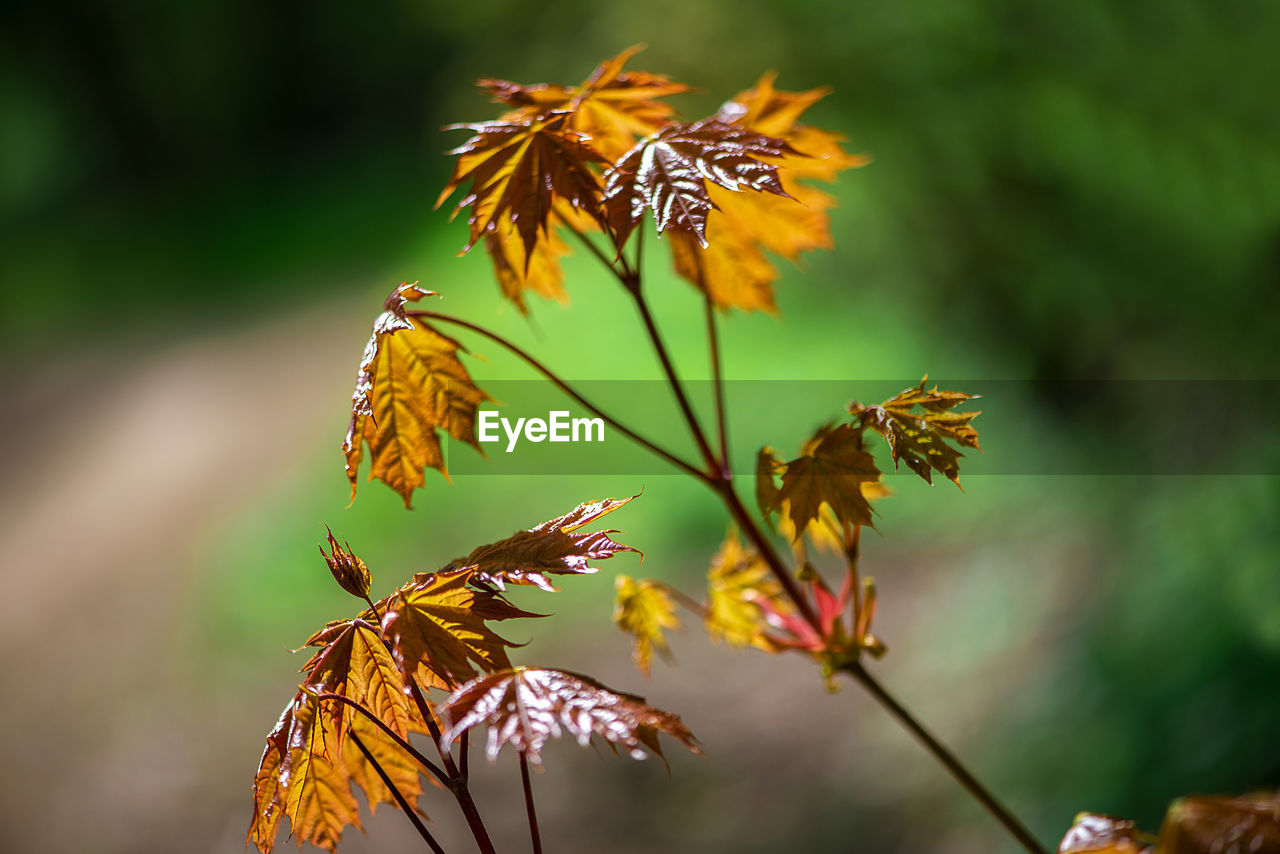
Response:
[438,667,700,767]
[460,494,641,592]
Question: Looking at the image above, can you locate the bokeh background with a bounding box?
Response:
[3,1,1279,852]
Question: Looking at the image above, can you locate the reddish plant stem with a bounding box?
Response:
[576,222,1048,854]
[843,663,1049,854]
[312,692,449,787]
[406,310,707,482]
[704,290,730,474]
[519,754,543,854]
[349,730,447,854]
[407,677,497,854]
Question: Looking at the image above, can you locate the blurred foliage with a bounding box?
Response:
[3,1,1278,852]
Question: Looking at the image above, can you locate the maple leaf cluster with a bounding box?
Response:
[248,497,697,853]
[438,44,866,315]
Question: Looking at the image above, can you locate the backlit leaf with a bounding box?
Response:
[669,74,868,312]
[343,283,490,508]
[341,713,430,818]
[483,214,570,312]
[248,692,362,853]
[381,568,541,692]
[849,377,982,486]
[603,118,795,250]
[771,423,881,539]
[438,667,700,767]
[705,527,788,651]
[300,619,413,744]
[613,574,680,676]
[479,45,690,162]
[437,114,605,261]
[461,495,640,591]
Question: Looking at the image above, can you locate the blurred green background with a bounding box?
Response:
[2,1,1278,852]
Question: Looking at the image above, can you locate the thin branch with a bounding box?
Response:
[349,731,447,854]
[459,732,470,780]
[628,290,721,476]
[407,680,497,854]
[564,223,622,275]
[704,290,729,475]
[311,692,449,787]
[408,309,708,481]
[519,754,544,854]
[843,663,1050,854]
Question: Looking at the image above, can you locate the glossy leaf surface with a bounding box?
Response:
[343,283,490,507]
[603,119,795,249]
[438,115,605,260]
[460,495,639,591]
[438,667,700,766]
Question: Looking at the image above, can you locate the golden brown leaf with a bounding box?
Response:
[438,667,700,767]
[381,568,540,692]
[670,74,868,312]
[849,377,982,486]
[770,423,881,539]
[460,495,640,591]
[318,527,372,600]
[300,620,413,744]
[705,527,789,651]
[483,213,570,313]
[478,45,690,162]
[437,114,605,260]
[343,283,490,508]
[613,574,680,676]
[248,692,362,853]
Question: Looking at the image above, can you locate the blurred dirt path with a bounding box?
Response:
[0,297,363,852]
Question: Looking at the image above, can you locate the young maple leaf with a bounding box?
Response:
[602,118,796,250]
[381,567,541,693]
[705,527,791,651]
[248,692,362,853]
[299,619,414,745]
[438,667,701,767]
[319,527,372,600]
[669,74,869,313]
[613,574,681,676]
[478,44,690,162]
[460,495,640,591]
[849,377,982,486]
[769,423,882,539]
[437,113,606,261]
[343,283,490,508]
